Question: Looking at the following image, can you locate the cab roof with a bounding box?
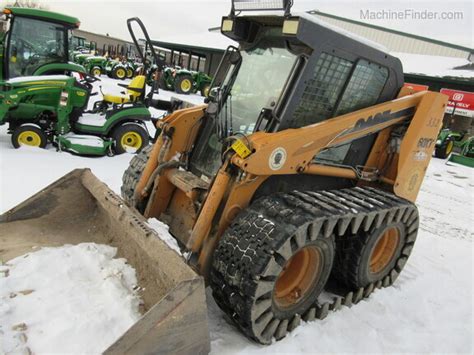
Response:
[4,7,80,28]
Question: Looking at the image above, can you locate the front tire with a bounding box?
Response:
[210,193,335,344]
[435,140,454,159]
[12,124,48,149]
[112,123,149,154]
[90,66,102,77]
[126,68,134,79]
[201,83,211,97]
[174,75,193,95]
[121,144,153,209]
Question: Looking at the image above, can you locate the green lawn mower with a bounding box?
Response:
[0,17,168,156]
[0,74,152,155]
[83,56,108,76]
[105,58,135,80]
[434,128,471,159]
[160,66,212,96]
[448,136,474,168]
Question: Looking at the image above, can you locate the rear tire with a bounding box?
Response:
[112,123,149,154]
[210,193,335,344]
[113,66,127,80]
[174,75,193,95]
[332,221,410,289]
[121,144,153,208]
[12,124,48,149]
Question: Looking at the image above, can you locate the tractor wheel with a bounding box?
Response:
[126,68,134,79]
[90,66,102,77]
[201,83,211,97]
[159,76,169,90]
[435,140,454,159]
[112,123,149,154]
[121,144,153,209]
[113,67,127,80]
[175,75,193,95]
[12,124,48,149]
[210,193,335,344]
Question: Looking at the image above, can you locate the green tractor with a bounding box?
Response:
[83,55,108,76]
[160,66,212,96]
[434,128,472,159]
[0,17,167,156]
[448,136,474,167]
[105,58,135,80]
[1,7,86,80]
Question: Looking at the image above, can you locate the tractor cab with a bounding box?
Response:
[0,7,85,81]
[72,35,86,50]
[193,0,404,179]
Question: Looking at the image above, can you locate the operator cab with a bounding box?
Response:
[191,1,404,179]
[1,7,80,80]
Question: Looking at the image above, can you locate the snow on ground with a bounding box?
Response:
[0,76,473,353]
[0,244,141,354]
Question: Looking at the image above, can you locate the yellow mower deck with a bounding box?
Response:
[0,169,210,354]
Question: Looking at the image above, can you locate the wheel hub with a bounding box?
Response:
[274,246,321,309]
[18,131,41,147]
[369,227,400,274]
[181,79,192,92]
[120,132,142,150]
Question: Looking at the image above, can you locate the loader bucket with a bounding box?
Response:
[0,169,210,355]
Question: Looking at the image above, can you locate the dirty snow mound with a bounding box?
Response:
[0,243,141,354]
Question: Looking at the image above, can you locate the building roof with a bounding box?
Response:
[308,10,473,54]
[397,52,473,79]
[150,32,235,57]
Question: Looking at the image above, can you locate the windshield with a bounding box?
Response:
[191,40,297,177]
[7,16,67,78]
[221,44,296,135]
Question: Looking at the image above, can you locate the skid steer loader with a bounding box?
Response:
[1,0,448,350]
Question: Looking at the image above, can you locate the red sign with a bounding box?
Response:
[440,88,474,118]
[404,83,429,92]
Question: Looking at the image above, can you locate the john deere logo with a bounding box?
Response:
[269,147,287,170]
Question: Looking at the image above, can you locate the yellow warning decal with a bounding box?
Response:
[231,139,251,159]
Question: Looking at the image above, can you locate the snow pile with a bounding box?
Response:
[0,243,141,354]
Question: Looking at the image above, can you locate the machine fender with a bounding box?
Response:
[76,114,150,135]
[33,62,87,76]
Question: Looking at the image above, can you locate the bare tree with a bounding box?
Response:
[4,0,48,10]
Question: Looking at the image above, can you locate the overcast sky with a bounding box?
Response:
[2,0,472,48]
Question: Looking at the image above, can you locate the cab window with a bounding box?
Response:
[8,17,66,78]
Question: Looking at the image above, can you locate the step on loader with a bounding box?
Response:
[0,0,449,351]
